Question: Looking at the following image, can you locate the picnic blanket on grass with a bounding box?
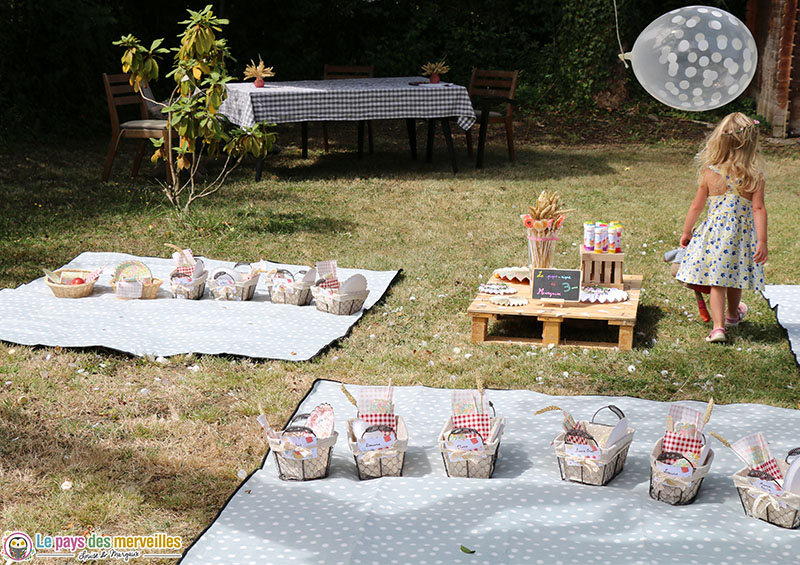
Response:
[0,253,399,361]
[763,285,800,366]
[181,380,800,565]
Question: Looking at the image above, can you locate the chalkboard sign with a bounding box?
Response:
[532,268,581,301]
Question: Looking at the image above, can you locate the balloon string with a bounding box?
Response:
[613,0,629,69]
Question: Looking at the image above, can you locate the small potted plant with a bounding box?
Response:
[421,59,450,84]
[244,56,275,88]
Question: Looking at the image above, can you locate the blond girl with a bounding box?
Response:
[676,112,768,343]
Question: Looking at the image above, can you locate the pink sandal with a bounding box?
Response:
[725,302,748,327]
[705,328,727,343]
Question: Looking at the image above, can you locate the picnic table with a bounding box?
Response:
[219,77,477,177]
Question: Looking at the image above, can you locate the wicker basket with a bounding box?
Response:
[347,416,408,480]
[733,457,800,529]
[267,425,338,481]
[269,281,313,306]
[649,438,714,505]
[439,417,505,479]
[111,278,163,299]
[311,286,370,315]
[44,269,96,298]
[170,270,207,300]
[208,274,259,301]
[553,406,635,486]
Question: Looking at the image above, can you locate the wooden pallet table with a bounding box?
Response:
[468,275,643,350]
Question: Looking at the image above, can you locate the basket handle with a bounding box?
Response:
[488,400,496,417]
[291,413,311,425]
[747,468,779,483]
[362,424,395,439]
[656,451,696,468]
[786,447,800,464]
[591,404,625,424]
[564,427,598,447]
[281,425,316,439]
[448,426,484,442]
[165,243,194,265]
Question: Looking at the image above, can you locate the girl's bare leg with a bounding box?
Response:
[709,286,726,330]
[727,287,742,319]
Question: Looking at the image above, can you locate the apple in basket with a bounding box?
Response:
[69,277,86,285]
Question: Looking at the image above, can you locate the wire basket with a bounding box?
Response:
[269,282,313,306]
[208,274,259,301]
[267,414,338,481]
[169,270,207,300]
[733,450,800,529]
[311,287,370,315]
[649,438,714,505]
[347,416,408,480]
[439,417,505,479]
[553,405,635,486]
[44,269,97,298]
[111,278,163,299]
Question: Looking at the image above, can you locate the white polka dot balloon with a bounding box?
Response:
[630,6,757,111]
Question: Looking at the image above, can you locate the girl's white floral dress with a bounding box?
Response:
[676,166,765,291]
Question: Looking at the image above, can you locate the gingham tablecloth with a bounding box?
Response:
[220,77,476,131]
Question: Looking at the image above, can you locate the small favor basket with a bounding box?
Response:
[439,418,505,479]
[733,448,800,529]
[347,416,409,480]
[170,270,207,300]
[649,438,715,505]
[267,413,338,481]
[111,278,163,299]
[553,405,635,486]
[208,274,259,301]
[44,269,97,298]
[311,287,370,315]
[268,269,316,306]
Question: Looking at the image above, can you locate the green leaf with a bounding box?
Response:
[460,545,475,554]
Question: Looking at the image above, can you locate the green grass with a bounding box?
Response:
[1,119,799,553]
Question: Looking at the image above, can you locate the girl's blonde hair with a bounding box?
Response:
[697,112,764,193]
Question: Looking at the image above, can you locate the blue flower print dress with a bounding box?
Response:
[676,166,765,291]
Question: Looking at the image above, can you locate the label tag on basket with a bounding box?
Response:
[748,477,784,497]
[565,443,600,459]
[655,461,694,480]
[357,432,396,453]
[446,436,486,461]
[280,435,318,460]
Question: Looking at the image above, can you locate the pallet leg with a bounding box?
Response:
[541,319,561,346]
[471,316,489,343]
[617,324,634,350]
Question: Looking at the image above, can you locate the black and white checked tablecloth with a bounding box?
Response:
[220,77,477,131]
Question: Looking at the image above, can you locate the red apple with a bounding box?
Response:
[70,277,86,285]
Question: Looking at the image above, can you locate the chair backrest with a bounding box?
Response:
[103,73,148,131]
[468,69,519,118]
[323,64,374,80]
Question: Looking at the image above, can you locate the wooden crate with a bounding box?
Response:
[581,247,625,289]
[467,275,642,350]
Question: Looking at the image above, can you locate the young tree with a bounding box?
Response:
[114,4,275,213]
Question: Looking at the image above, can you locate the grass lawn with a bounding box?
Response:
[1,117,798,555]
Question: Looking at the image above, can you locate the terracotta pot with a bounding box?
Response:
[254,77,265,88]
[429,73,440,84]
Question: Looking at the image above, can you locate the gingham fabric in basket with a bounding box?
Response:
[219,77,477,131]
[662,430,704,460]
[452,413,491,440]
[359,413,397,430]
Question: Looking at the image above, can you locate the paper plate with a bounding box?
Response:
[492,266,531,283]
[306,403,335,438]
[113,260,152,282]
[489,296,529,307]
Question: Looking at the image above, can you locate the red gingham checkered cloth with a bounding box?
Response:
[754,458,783,481]
[173,248,196,277]
[564,422,591,446]
[453,413,491,440]
[316,260,340,291]
[662,429,704,460]
[359,413,397,430]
